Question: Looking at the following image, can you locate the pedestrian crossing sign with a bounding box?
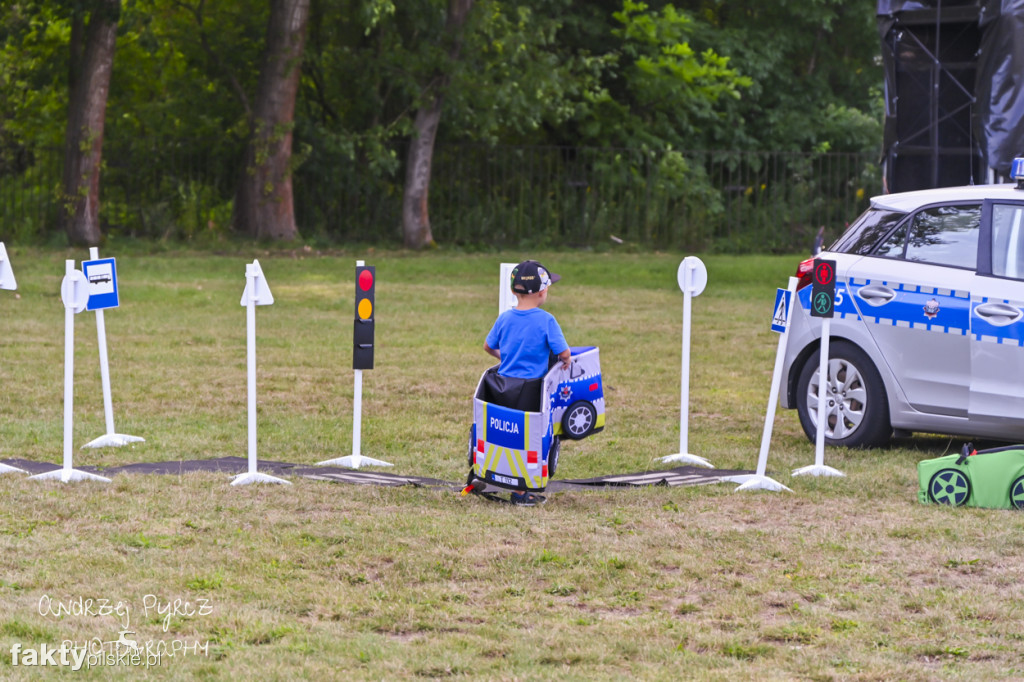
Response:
[771,288,791,334]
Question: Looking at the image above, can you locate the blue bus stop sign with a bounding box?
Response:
[82,257,119,311]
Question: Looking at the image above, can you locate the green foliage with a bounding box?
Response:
[566,0,752,150]
[443,0,612,144]
[0,161,61,243]
[681,0,883,152]
[0,0,884,246]
[0,1,71,150]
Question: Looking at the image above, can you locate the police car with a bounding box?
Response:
[781,158,1024,448]
[467,347,605,495]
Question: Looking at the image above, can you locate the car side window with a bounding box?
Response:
[903,205,981,269]
[874,222,908,258]
[830,208,906,255]
[991,204,1024,280]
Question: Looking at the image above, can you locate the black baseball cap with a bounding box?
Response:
[511,260,560,294]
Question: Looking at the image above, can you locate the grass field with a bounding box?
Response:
[1,247,1023,680]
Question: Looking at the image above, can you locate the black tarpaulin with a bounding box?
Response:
[877,0,1024,190]
[976,0,1024,177]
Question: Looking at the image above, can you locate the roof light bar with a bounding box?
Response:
[1012,157,1024,189]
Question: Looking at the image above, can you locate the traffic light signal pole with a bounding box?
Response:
[317,260,392,470]
[793,258,845,478]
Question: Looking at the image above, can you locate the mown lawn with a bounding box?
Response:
[1,247,1022,680]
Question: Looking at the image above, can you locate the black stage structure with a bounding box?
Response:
[878,0,1024,193]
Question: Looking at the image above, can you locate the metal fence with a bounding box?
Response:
[0,142,882,252]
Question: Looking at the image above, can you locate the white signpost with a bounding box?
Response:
[81,247,144,449]
[30,261,111,483]
[232,260,290,486]
[732,278,798,493]
[0,243,25,475]
[499,262,517,314]
[660,256,714,468]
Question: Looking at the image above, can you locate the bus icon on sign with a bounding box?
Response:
[82,257,119,310]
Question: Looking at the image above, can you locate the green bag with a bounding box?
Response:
[918,443,1024,509]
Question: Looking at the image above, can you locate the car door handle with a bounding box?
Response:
[974,302,1023,326]
[856,284,896,306]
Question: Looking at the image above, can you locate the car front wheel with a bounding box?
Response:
[796,340,891,448]
[562,401,596,440]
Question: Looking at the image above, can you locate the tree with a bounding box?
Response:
[62,0,120,246]
[401,0,474,250]
[676,0,882,152]
[233,0,310,240]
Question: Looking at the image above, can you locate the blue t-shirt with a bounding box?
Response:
[486,308,569,379]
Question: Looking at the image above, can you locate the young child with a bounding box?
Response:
[482,260,570,506]
[484,259,571,380]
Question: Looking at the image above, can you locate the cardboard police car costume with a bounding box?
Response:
[918,443,1024,509]
[465,347,605,500]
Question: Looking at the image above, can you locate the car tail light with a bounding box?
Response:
[795,257,815,290]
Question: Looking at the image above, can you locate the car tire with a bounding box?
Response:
[1010,475,1024,510]
[928,468,971,506]
[548,437,560,479]
[795,340,891,448]
[561,401,597,440]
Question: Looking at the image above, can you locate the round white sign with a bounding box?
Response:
[676,256,707,296]
[60,269,89,313]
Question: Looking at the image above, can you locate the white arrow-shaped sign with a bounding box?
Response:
[240,259,274,307]
[0,242,16,291]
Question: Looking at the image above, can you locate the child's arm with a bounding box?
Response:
[557,348,570,369]
[483,342,501,361]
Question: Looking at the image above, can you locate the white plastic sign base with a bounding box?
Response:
[231,471,292,486]
[30,468,111,484]
[728,474,794,492]
[660,452,715,468]
[791,464,846,478]
[0,462,27,475]
[316,454,394,470]
[82,433,146,449]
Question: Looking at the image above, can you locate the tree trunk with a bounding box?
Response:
[401,0,474,250]
[61,0,120,247]
[402,96,444,249]
[233,0,310,241]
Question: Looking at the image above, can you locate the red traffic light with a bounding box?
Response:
[813,260,835,286]
[358,269,374,292]
[354,265,376,370]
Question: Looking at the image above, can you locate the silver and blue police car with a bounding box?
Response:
[781,158,1024,448]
